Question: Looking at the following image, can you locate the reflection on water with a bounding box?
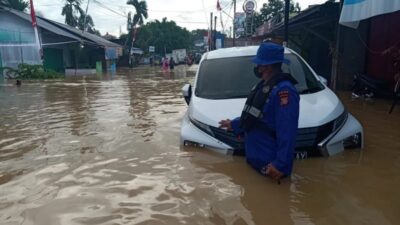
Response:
[0,65,399,225]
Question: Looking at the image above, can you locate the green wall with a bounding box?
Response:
[43,48,64,73]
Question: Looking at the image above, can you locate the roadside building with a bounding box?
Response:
[253,1,400,90]
[0,6,122,76]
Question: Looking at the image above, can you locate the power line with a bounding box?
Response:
[201,0,210,28]
[36,1,215,28]
[149,9,207,13]
[174,21,208,24]
[92,0,126,17]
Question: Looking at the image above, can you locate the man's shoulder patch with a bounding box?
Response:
[278,90,289,106]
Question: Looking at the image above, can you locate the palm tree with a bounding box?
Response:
[0,0,29,12]
[125,0,148,51]
[127,0,148,28]
[78,12,93,31]
[61,0,82,28]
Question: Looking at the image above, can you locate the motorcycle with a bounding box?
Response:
[351,74,393,98]
[352,74,400,113]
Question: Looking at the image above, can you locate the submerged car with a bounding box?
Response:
[181,46,363,158]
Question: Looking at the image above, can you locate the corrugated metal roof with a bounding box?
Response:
[39,17,121,48]
[0,6,121,48]
[0,7,81,41]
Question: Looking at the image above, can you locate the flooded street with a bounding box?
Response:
[1,65,399,225]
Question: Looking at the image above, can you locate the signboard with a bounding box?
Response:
[243,0,257,14]
[216,39,222,49]
[149,46,155,52]
[234,12,246,37]
[105,47,117,60]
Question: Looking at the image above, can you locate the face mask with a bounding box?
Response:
[253,66,263,78]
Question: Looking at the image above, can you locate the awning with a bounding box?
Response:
[339,0,400,28]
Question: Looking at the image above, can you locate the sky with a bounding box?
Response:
[35,0,331,36]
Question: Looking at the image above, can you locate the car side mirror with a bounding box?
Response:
[182,84,192,105]
[319,75,328,86]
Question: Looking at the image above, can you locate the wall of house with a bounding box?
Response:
[335,21,369,90]
[367,11,400,88]
[0,11,41,68]
[336,11,400,90]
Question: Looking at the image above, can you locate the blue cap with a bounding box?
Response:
[251,42,290,65]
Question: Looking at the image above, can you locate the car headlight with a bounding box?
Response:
[333,110,348,132]
[189,116,214,137]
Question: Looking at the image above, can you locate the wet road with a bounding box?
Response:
[0,65,399,225]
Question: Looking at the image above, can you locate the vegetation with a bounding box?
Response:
[125,0,148,51]
[61,0,100,35]
[61,0,82,28]
[1,64,64,80]
[0,0,29,12]
[78,12,100,35]
[127,0,148,28]
[123,18,193,55]
[191,29,208,43]
[255,0,301,25]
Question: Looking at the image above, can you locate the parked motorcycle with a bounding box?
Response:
[352,74,400,113]
[352,74,392,98]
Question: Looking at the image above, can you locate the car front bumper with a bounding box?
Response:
[180,112,364,157]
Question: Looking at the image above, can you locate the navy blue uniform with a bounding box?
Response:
[231,80,300,176]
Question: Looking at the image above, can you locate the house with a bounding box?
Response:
[0,6,122,75]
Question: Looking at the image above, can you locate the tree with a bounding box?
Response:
[127,0,148,28]
[257,0,301,23]
[61,0,99,35]
[191,29,208,42]
[78,13,93,31]
[125,0,148,51]
[61,0,83,28]
[0,0,29,12]
[134,18,193,55]
[78,12,100,35]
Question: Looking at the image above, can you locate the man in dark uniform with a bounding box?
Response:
[219,42,300,182]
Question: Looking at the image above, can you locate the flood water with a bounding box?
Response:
[0,65,399,225]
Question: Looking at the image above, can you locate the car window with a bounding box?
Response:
[195,53,324,99]
[282,54,325,94]
[195,56,259,99]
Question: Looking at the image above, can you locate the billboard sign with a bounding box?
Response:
[243,0,257,14]
[234,12,246,37]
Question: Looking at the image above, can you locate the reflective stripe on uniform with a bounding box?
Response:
[247,106,262,118]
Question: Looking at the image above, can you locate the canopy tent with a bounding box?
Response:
[339,0,400,28]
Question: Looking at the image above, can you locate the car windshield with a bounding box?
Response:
[195,53,324,99]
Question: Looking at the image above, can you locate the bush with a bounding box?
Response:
[0,64,64,79]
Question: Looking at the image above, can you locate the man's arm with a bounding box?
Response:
[270,86,300,176]
[219,117,244,135]
[230,117,244,135]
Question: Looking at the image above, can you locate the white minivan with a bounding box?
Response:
[181,46,363,158]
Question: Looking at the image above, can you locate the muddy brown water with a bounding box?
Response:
[0,65,399,225]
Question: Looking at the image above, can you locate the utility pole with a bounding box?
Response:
[284,0,290,46]
[214,16,217,50]
[82,0,91,33]
[210,12,213,51]
[331,0,345,90]
[29,0,42,61]
[233,0,236,46]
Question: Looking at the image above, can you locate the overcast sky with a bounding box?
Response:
[35,0,331,36]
